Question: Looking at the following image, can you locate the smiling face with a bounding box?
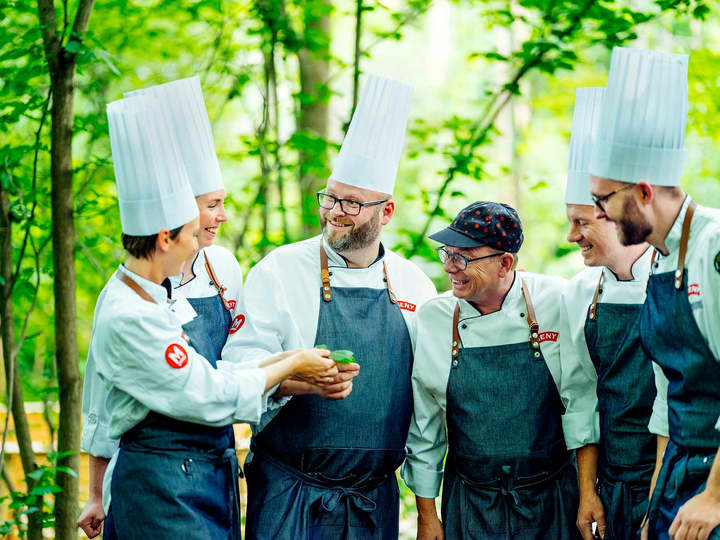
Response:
[589,175,652,246]
[318,179,393,253]
[566,204,621,267]
[442,245,508,303]
[195,189,228,248]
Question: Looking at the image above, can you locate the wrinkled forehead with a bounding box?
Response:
[325,179,390,201]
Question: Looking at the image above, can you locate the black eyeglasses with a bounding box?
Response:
[591,184,634,212]
[316,192,389,216]
[436,246,503,271]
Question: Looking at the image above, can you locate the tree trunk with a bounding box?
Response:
[297,2,331,237]
[37,1,95,534]
[50,61,83,540]
[0,188,43,540]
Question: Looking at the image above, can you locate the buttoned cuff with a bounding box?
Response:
[400,460,443,499]
[561,411,600,450]
[648,397,669,437]
[81,418,119,458]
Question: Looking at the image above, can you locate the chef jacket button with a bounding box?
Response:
[452,360,458,367]
[461,324,467,329]
[520,312,525,318]
[88,413,97,424]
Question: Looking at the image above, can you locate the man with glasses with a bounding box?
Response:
[403,201,582,539]
[560,87,658,540]
[224,75,436,539]
[588,47,720,540]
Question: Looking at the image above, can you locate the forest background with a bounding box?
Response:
[1,0,719,537]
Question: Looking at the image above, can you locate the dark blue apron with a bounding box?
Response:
[583,274,656,540]
[442,281,580,540]
[245,247,413,539]
[109,267,238,540]
[641,202,720,540]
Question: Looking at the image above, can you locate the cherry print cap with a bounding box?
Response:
[428,201,524,252]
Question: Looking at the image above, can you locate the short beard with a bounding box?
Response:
[617,196,652,246]
[322,209,382,252]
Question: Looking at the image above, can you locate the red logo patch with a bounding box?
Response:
[397,301,416,312]
[538,331,559,343]
[165,343,189,369]
[228,300,237,310]
[229,314,245,334]
[688,283,701,297]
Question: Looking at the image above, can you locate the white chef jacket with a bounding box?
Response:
[222,234,437,368]
[559,247,660,448]
[91,265,266,439]
[401,271,570,499]
[648,196,720,435]
[81,246,246,458]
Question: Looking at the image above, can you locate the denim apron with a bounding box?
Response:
[584,274,656,540]
[245,246,413,539]
[640,202,720,540]
[109,261,239,540]
[442,280,580,540]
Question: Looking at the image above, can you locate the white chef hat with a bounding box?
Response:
[330,74,413,195]
[589,47,688,186]
[124,76,224,196]
[107,95,198,236]
[565,87,605,206]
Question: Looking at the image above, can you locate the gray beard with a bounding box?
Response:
[322,210,381,252]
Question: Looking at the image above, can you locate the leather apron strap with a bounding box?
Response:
[119,271,159,304]
[319,245,396,304]
[451,277,540,359]
[675,200,697,290]
[520,279,541,352]
[203,250,232,311]
[588,272,604,321]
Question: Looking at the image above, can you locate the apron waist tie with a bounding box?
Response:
[254,446,390,533]
[455,456,572,524]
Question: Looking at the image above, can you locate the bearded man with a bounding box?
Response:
[224,74,436,539]
[589,47,720,540]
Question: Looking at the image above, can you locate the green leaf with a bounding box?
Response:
[330,350,355,363]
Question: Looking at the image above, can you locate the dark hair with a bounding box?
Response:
[122,225,183,259]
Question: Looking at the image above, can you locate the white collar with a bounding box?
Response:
[457,271,521,318]
[601,245,653,282]
[662,195,692,256]
[119,265,172,304]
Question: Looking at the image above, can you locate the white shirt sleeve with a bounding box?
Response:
[97,305,268,427]
[558,289,600,449]
[81,344,119,458]
[648,361,669,437]
[402,370,447,498]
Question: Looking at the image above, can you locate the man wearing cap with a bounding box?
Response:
[560,87,658,540]
[225,74,437,539]
[403,202,581,539]
[89,94,336,539]
[587,46,720,539]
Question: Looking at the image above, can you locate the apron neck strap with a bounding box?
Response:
[675,200,697,290]
[520,279,541,351]
[203,250,232,311]
[319,245,396,304]
[119,270,159,305]
[588,272,604,321]
[452,302,460,359]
